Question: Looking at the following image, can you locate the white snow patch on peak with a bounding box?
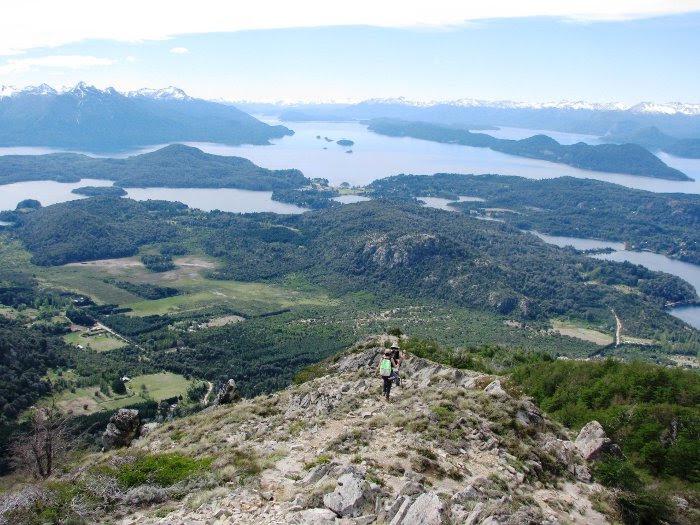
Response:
[128,86,190,100]
[0,85,19,98]
[629,102,700,116]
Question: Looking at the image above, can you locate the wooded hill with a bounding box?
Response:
[0,144,309,190]
[6,197,697,347]
[367,118,691,180]
[368,173,700,265]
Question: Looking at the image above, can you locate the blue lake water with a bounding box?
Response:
[124,187,307,214]
[0,179,113,211]
[530,231,700,329]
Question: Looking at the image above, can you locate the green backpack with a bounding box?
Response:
[380,358,393,377]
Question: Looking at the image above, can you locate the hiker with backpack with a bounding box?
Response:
[389,342,403,387]
[379,348,398,401]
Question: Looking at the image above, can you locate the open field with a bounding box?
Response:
[64,329,127,352]
[550,320,614,346]
[56,256,335,316]
[48,372,192,416]
[126,277,335,316]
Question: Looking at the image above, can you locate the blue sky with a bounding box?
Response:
[2,12,699,103]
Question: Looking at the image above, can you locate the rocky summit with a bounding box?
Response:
[0,339,617,524]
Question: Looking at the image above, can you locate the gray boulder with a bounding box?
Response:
[575,421,621,460]
[102,409,140,450]
[215,379,241,405]
[484,380,509,398]
[515,399,544,428]
[295,508,337,525]
[324,473,376,517]
[400,492,445,525]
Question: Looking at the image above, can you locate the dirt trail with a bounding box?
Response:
[612,309,622,346]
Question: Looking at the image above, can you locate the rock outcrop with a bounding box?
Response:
[575,420,621,461]
[323,472,377,517]
[102,409,140,450]
[215,379,241,405]
[11,340,613,525]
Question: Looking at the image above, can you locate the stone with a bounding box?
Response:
[215,379,241,405]
[400,492,445,525]
[515,399,544,428]
[484,380,509,398]
[302,463,332,484]
[398,480,424,497]
[465,502,485,525]
[323,473,376,517]
[574,464,592,483]
[295,508,337,525]
[102,409,140,450]
[388,496,413,525]
[351,515,377,525]
[575,421,621,460]
[451,504,469,524]
[138,421,159,438]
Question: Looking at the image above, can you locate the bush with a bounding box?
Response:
[592,456,642,491]
[616,490,673,525]
[115,453,212,488]
[111,378,127,395]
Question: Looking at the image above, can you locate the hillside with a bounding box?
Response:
[0,341,623,524]
[366,119,691,181]
[367,173,700,265]
[0,84,292,151]
[0,144,308,190]
[602,126,700,159]
[6,198,696,334]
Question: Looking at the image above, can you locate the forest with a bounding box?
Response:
[367,118,691,180]
[6,198,697,346]
[368,173,700,265]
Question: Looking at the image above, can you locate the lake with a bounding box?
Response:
[3,120,699,195]
[420,195,485,211]
[531,231,700,329]
[0,179,113,211]
[124,187,307,214]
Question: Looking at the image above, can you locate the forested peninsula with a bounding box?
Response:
[367,118,691,181]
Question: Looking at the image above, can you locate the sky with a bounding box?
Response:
[1,1,699,103]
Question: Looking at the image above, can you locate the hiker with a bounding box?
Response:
[390,342,403,387]
[379,348,397,401]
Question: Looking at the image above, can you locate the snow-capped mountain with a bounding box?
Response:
[357,97,700,116]
[127,86,191,101]
[0,83,291,151]
[0,83,192,102]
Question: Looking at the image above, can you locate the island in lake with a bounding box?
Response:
[71,186,128,197]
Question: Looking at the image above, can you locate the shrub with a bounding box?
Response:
[115,453,212,488]
[616,490,672,525]
[592,457,642,491]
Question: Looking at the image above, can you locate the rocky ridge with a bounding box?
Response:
[113,340,611,524]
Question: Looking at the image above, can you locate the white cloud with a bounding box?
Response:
[1,1,699,55]
[0,55,114,74]
[125,55,137,63]
[169,47,189,54]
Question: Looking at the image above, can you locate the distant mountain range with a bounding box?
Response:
[235,97,700,154]
[0,83,292,151]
